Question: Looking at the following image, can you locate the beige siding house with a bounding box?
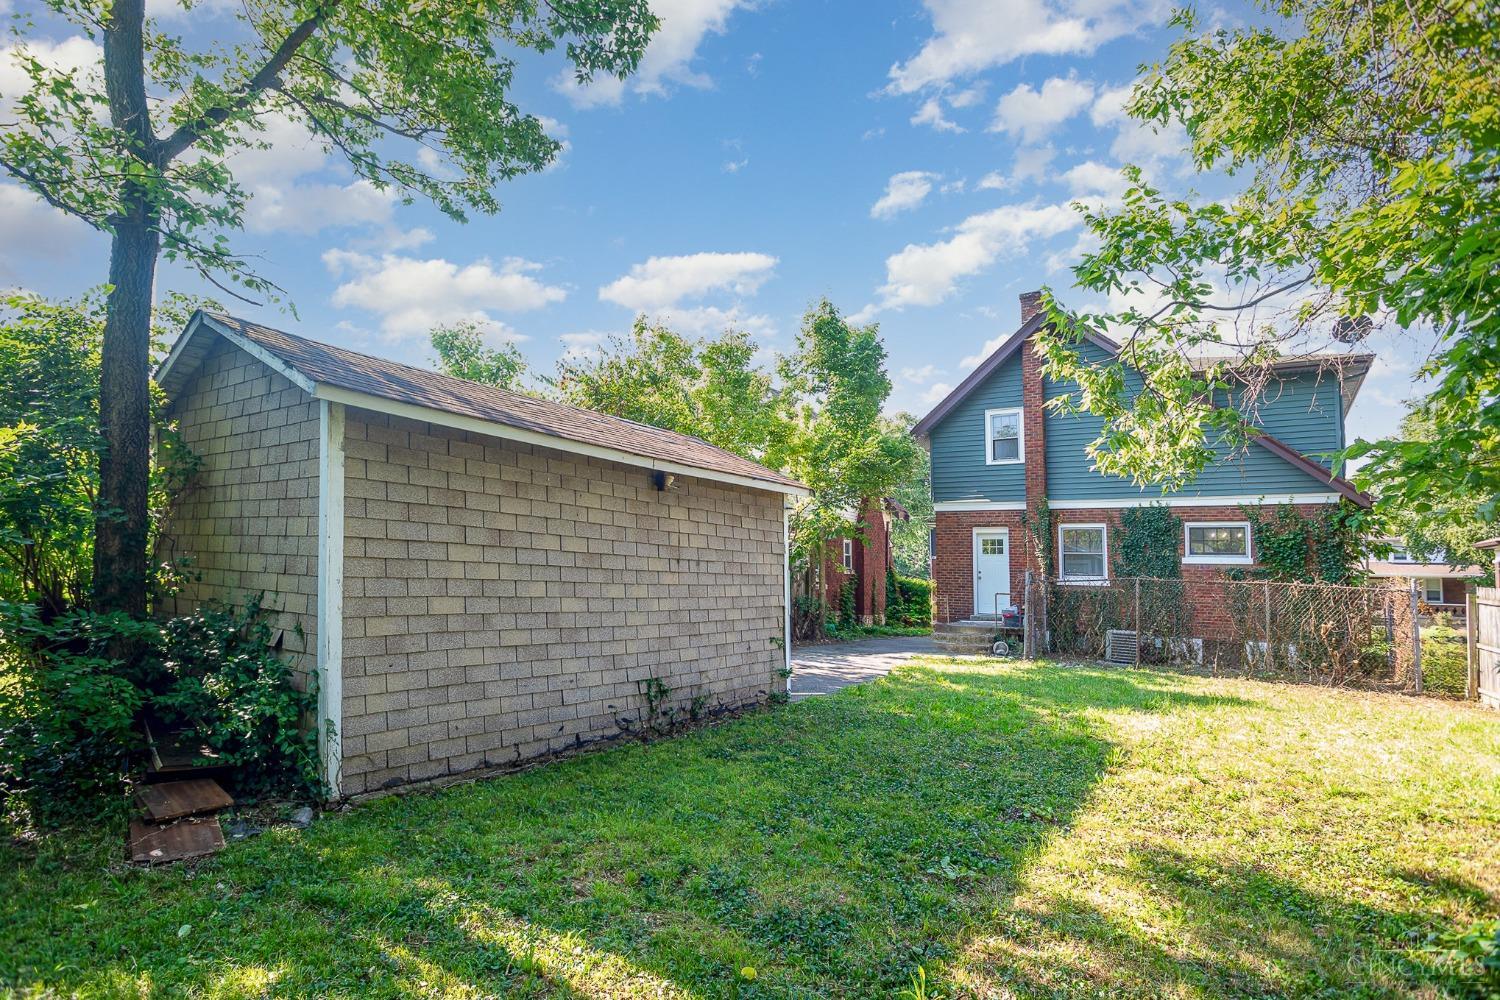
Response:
[157,313,806,798]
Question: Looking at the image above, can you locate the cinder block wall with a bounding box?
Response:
[338,409,788,795]
[163,338,321,663]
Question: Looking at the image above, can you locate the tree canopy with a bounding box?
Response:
[0,0,657,614]
[430,321,529,390]
[1035,0,1498,534]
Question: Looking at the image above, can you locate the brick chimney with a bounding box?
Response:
[1019,292,1048,564]
[1019,289,1044,325]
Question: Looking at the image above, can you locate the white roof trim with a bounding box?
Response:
[934,500,1028,512]
[315,384,811,498]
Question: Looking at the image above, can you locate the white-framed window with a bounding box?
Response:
[842,538,854,572]
[984,407,1024,465]
[1421,577,1444,604]
[1388,544,1413,563]
[1058,524,1108,583]
[1183,521,1253,565]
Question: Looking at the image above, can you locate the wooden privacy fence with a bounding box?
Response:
[1022,574,1444,693]
[1472,587,1500,708]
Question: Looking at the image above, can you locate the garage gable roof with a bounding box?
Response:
[157,312,808,497]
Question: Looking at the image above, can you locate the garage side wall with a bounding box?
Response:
[338,409,787,795]
[162,338,321,663]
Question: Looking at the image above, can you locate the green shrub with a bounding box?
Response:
[0,596,322,830]
[1420,616,1470,698]
[886,571,933,629]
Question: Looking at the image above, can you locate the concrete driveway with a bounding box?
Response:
[788,635,939,700]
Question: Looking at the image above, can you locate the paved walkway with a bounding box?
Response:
[788,635,939,700]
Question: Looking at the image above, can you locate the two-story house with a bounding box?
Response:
[913,291,1373,626]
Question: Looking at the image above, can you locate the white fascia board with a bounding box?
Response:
[153,312,209,388]
[782,503,792,682]
[314,384,811,498]
[1046,493,1340,510]
[196,315,318,395]
[934,500,1027,512]
[316,400,345,799]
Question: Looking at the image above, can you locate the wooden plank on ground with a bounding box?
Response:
[138,778,233,822]
[128,818,225,865]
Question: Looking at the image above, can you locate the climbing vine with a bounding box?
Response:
[1112,506,1182,579]
[1021,501,1054,577]
[1240,502,1367,583]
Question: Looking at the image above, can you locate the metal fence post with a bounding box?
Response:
[1466,589,1479,700]
[1262,581,1272,676]
[1022,570,1034,660]
[1410,586,1423,695]
[1133,577,1141,668]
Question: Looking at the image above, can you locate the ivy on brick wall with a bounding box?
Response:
[1241,502,1367,584]
[1021,501,1054,578]
[1113,506,1182,579]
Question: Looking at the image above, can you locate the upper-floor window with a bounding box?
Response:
[985,407,1024,465]
[1388,544,1412,563]
[842,538,854,572]
[1183,521,1253,565]
[1059,524,1107,583]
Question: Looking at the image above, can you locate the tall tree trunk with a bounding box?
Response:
[93,208,158,616]
[93,0,157,616]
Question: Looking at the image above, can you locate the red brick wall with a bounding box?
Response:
[934,502,1333,632]
[822,500,892,624]
[1020,340,1048,518]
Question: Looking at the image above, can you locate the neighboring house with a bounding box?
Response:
[156,312,807,799]
[1365,540,1484,616]
[817,498,909,625]
[1480,538,1500,579]
[912,291,1373,627]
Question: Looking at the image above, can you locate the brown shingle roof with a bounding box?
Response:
[166,313,805,493]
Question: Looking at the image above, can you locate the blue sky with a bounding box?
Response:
[1,0,1428,442]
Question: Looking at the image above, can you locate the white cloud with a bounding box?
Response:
[921,381,955,404]
[871,171,938,220]
[324,251,565,340]
[0,183,97,280]
[911,97,963,133]
[1062,159,1128,198]
[975,145,1057,193]
[960,334,1008,369]
[900,364,942,382]
[872,203,1080,311]
[0,35,103,117]
[1091,81,1188,163]
[887,0,1146,93]
[556,0,751,107]
[599,251,777,311]
[652,304,775,339]
[947,84,985,108]
[990,76,1094,142]
[723,157,749,173]
[559,331,608,362]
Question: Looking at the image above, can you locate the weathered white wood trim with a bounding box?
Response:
[1045,493,1342,510]
[158,313,318,395]
[316,400,345,798]
[934,500,1028,512]
[314,384,811,498]
[783,502,792,685]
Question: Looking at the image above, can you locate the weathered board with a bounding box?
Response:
[1476,587,1499,709]
[128,818,226,865]
[137,778,234,822]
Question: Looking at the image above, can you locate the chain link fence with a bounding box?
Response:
[1022,574,1444,693]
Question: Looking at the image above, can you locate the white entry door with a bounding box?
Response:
[973,529,1012,618]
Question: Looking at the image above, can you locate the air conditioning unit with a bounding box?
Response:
[1105,629,1138,664]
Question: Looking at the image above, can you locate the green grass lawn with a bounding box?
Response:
[4,657,1498,998]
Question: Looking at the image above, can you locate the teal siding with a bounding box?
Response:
[928,338,1347,504]
[1043,342,1337,500]
[929,353,1026,503]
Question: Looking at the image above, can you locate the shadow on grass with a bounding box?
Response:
[964,844,1489,999]
[0,659,1469,999]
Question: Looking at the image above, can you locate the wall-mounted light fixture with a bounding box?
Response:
[652,470,676,492]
